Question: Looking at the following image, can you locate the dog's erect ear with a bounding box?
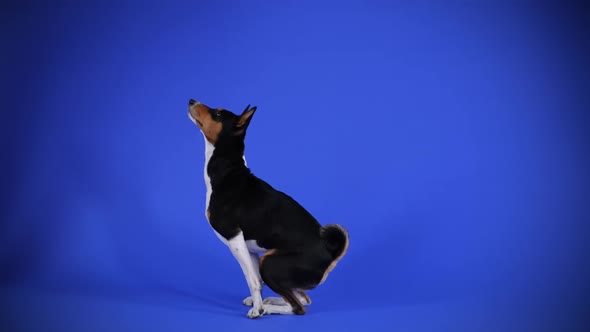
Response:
[235,105,257,135]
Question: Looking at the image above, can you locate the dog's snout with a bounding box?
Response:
[189,99,198,106]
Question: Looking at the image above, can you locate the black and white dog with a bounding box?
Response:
[188,99,349,318]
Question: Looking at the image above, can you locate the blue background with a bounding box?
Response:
[1,1,589,331]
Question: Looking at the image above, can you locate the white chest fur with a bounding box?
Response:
[201,133,265,253]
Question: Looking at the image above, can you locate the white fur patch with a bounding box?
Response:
[227,231,264,318]
[202,133,215,211]
[246,240,267,253]
[199,131,229,245]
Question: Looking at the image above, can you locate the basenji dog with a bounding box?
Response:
[187,99,349,319]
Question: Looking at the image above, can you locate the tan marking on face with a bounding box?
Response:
[206,209,210,220]
[259,249,277,265]
[189,103,222,144]
[319,226,349,285]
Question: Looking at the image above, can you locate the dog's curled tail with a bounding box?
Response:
[320,224,349,260]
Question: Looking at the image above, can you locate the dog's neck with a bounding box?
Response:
[202,133,248,208]
[203,135,215,209]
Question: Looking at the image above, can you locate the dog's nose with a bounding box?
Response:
[189,99,197,106]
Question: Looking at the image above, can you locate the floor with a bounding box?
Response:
[1,283,581,332]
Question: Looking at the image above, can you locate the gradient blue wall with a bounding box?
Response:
[1,1,588,331]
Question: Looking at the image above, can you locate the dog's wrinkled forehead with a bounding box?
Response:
[188,99,257,145]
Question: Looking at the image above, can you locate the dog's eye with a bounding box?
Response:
[214,111,222,119]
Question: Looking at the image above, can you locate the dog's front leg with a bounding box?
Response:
[243,252,264,306]
[227,231,264,318]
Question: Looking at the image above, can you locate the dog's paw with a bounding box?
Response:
[247,305,265,319]
[245,296,292,306]
[298,291,312,306]
[245,296,311,307]
[263,297,287,305]
[243,296,254,306]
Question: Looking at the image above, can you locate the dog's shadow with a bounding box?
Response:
[149,284,243,316]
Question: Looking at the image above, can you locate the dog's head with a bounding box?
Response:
[188,99,256,146]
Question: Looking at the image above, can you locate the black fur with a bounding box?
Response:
[194,101,348,314]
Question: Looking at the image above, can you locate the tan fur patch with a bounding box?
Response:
[189,104,222,144]
[259,249,277,265]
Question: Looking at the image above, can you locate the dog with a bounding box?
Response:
[187,99,349,319]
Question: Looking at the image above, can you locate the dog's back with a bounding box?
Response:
[188,99,348,317]
[209,168,349,278]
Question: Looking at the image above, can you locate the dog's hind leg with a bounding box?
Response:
[264,289,306,315]
[297,290,312,305]
[227,231,264,318]
[258,251,323,315]
[257,291,312,306]
[243,254,310,307]
[246,292,311,307]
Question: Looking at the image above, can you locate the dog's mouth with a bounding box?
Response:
[188,110,204,128]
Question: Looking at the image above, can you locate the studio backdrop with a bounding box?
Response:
[1,1,588,331]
